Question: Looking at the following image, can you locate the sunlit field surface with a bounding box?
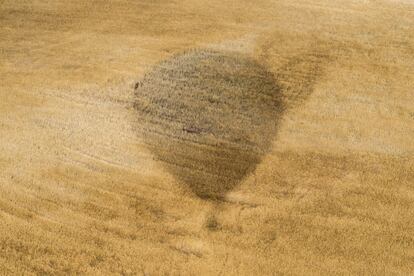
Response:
[1,0,413,274]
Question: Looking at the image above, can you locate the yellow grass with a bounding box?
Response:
[1,0,413,274]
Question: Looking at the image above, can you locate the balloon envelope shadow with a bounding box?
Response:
[134,49,283,200]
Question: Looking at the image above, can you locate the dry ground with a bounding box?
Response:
[1,0,414,275]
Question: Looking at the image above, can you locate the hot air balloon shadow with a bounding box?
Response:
[133,48,330,228]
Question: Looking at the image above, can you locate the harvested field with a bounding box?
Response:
[1,0,413,275]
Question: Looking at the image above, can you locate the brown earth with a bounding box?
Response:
[1,0,413,275]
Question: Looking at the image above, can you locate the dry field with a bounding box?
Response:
[1,0,414,275]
